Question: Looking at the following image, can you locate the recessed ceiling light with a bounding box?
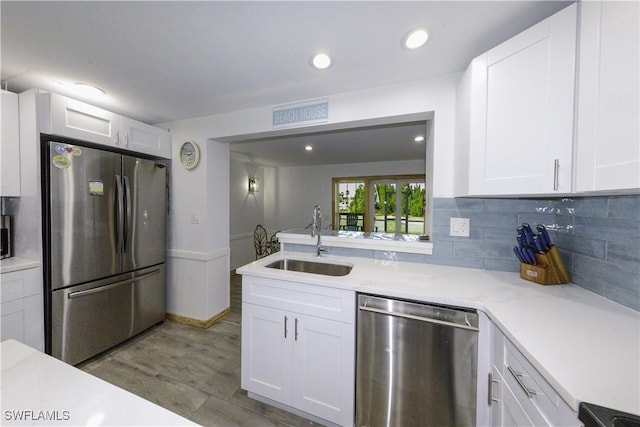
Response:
[310,52,332,70]
[414,135,425,142]
[73,83,106,98]
[305,145,313,151]
[403,28,429,50]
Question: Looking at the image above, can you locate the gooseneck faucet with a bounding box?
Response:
[311,205,328,256]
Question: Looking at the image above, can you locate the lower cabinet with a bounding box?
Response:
[0,267,44,351]
[241,275,355,426]
[489,323,579,426]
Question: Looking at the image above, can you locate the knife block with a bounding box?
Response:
[519,245,570,285]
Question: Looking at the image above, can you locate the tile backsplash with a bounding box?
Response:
[430,195,640,311]
[282,195,639,312]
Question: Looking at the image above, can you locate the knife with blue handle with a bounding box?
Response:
[536,224,552,248]
[523,247,537,265]
[532,235,546,253]
[515,246,536,265]
[513,246,526,263]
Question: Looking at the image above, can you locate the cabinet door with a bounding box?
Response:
[0,268,43,351]
[241,303,292,404]
[1,90,21,196]
[49,93,120,147]
[291,314,354,426]
[468,4,577,195]
[121,117,172,159]
[575,1,640,192]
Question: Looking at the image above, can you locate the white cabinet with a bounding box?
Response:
[1,90,21,196]
[241,275,355,426]
[41,92,171,158]
[488,323,579,427]
[120,117,171,159]
[46,92,119,147]
[575,0,640,193]
[457,4,577,196]
[0,267,43,351]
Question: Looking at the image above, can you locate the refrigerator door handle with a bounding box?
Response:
[67,269,160,299]
[123,175,132,252]
[115,175,125,254]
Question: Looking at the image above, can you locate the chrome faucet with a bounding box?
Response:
[311,205,328,256]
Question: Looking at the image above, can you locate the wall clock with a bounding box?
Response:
[179,141,200,170]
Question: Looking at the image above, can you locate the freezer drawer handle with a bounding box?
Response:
[507,365,537,399]
[358,305,479,332]
[67,269,160,299]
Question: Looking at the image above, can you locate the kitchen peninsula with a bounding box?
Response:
[1,339,197,426]
[238,250,640,426]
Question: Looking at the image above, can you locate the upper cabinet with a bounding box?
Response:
[120,117,172,158]
[40,92,171,159]
[1,90,21,197]
[575,1,640,193]
[456,4,577,196]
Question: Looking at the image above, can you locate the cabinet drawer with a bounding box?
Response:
[503,340,562,426]
[0,268,41,303]
[242,275,355,324]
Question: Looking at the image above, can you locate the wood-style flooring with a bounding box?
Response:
[79,273,319,427]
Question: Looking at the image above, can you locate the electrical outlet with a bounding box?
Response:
[191,211,200,224]
[450,217,470,237]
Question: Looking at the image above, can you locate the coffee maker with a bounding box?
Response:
[1,215,12,259]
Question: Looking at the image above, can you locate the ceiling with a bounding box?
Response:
[1,1,573,167]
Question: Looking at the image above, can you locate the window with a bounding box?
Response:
[333,175,426,235]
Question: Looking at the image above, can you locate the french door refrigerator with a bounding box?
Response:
[42,137,168,365]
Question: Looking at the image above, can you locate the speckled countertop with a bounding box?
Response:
[238,251,640,417]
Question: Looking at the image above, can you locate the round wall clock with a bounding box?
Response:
[179,141,200,170]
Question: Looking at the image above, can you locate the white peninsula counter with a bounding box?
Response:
[1,340,197,426]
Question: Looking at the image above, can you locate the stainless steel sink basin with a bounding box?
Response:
[265,259,353,276]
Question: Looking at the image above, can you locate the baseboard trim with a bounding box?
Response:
[166,308,230,329]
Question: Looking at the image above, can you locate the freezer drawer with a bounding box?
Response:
[52,265,165,365]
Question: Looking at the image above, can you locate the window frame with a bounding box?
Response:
[332,174,426,233]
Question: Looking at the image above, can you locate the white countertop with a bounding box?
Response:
[277,228,434,254]
[0,340,198,426]
[0,257,40,274]
[238,251,640,416]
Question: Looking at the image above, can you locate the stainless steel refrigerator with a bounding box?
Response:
[42,137,168,365]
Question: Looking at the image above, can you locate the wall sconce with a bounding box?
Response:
[248,177,259,193]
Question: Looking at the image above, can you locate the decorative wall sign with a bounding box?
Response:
[272,98,329,129]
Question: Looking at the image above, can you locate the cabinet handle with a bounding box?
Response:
[284,316,288,339]
[124,133,129,147]
[488,372,500,406]
[294,318,299,341]
[507,365,537,398]
[115,130,120,146]
[553,159,560,191]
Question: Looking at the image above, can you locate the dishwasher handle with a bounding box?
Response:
[358,305,479,332]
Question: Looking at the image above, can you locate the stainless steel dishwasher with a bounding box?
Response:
[355,294,479,427]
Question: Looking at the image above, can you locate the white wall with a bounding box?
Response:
[160,73,459,322]
[229,157,267,270]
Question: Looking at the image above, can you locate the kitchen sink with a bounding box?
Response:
[265,259,353,276]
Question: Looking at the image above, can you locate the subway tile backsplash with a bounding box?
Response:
[431,195,640,311]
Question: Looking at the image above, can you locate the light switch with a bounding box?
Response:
[191,211,200,224]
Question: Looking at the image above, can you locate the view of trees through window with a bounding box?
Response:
[333,175,426,235]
